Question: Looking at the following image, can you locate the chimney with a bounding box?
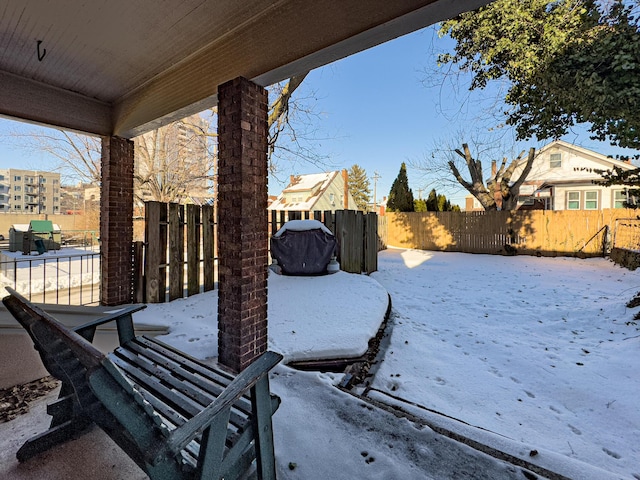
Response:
[342,169,349,209]
[491,159,497,177]
[290,175,295,185]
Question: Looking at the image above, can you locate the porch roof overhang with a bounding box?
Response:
[0,0,491,139]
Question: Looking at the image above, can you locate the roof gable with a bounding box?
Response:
[513,140,637,184]
[269,171,350,211]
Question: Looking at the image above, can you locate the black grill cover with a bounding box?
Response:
[270,227,337,275]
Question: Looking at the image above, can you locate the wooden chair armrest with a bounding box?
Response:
[166,351,282,453]
[73,305,147,344]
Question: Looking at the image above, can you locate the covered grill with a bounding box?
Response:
[270,220,337,275]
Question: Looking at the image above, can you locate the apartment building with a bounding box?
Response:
[0,169,61,214]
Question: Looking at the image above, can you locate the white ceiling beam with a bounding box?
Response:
[0,70,112,136]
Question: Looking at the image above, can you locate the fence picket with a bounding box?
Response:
[144,202,163,303]
[202,204,215,292]
[186,204,200,297]
[168,203,184,301]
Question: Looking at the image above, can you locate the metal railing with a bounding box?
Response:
[0,249,101,305]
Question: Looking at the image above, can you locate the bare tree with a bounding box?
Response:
[134,113,214,203]
[2,72,345,222]
[5,128,102,185]
[4,74,323,199]
[447,143,536,211]
[266,73,336,182]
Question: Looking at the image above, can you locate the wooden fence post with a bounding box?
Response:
[132,241,145,303]
[202,204,215,292]
[144,202,167,303]
[334,209,345,267]
[168,203,184,301]
[323,210,335,236]
[353,210,364,273]
[364,212,378,274]
[186,204,200,296]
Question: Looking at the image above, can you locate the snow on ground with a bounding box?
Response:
[130,248,640,479]
[370,249,640,479]
[0,247,100,295]
[135,270,388,363]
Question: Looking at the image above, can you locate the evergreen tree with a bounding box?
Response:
[414,199,427,212]
[387,163,415,212]
[424,188,459,212]
[426,189,438,211]
[437,194,450,212]
[347,164,371,211]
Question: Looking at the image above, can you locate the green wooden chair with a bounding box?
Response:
[3,287,282,480]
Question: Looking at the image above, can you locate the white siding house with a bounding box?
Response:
[464,140,638,212]
[511,140,637,211]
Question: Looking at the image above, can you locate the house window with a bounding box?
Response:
[329,193,335,205]
[613,190,627,209]
[14,175,21,181]
[567,191,580,210]
[14,185,21,191]
[550,153,562,168]
[584,191,598,210]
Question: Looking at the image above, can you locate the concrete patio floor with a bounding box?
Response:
[0,387,147,480]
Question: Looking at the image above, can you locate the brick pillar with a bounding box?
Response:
[100,136,134,306]
[217,77,269,372]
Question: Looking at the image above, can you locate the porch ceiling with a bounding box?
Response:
[0,0,491,139]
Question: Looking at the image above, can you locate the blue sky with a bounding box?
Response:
[270,25,639,206]
[0,25,637,208]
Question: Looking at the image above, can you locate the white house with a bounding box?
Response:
[268,170,358,212]
[466,140,637,211]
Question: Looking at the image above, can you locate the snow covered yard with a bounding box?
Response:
[131,248,639,479]
[2,247,639,479]
[370,248,640,479]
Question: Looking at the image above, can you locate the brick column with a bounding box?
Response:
[217,77,269,372]
[100,136,134,306]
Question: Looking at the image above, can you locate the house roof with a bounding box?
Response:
[284,172,336,193]
[536,140,637,171]
[0,0,491,139]
[269,171,339,211]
